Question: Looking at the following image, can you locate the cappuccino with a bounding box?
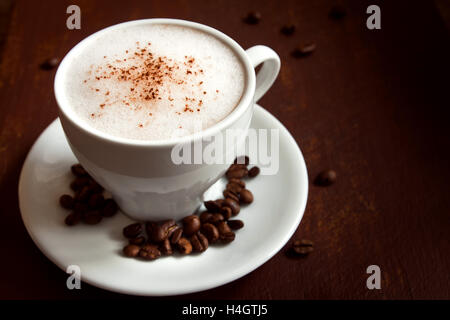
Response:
[63,23,245,141]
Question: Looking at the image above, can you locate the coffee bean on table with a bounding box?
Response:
[177,237,193,255]
[220,206,232,220]
[146,222,166,243]
[129,236,145,245]
[190,233,208,252]
[123,244,141,257]
[159,238,173,255]
[248,166,260,178]
[71,164,88,177]
[204,200,222,212]
[100,198,118,217]
[281,24,296,36]
[139,244,161,260]
[227,219,244,230]
[223,198,240,215]
[291,239,314,255]
[243,12,261,25]
[40,57,60,70]
[59,194,74,209]
[314,169,337,186]
[201,223,220,243]
[65,211,81,226]
[239,189,254,204]
[170,227,183,244]
[182,215,201,236]
[292,43,316,58]
[123,222,142,238]
[88,193,105,209]
[223,190,239,202]
[83,210,102,225]
[234,155,250,165]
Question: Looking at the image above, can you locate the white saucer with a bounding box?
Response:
[18,104,308,296]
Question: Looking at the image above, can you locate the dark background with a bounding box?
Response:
[0,0,449,299]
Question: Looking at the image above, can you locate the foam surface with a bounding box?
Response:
[63,23,245,141]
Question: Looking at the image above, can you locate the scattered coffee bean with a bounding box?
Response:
[65,211,81,226]
[227,219,244,230]
[223,198,240,215]
[71,164,88,177]
[190,233,208,252]
[216,221,232,235]
[83,210,102,225]
[100,198,118,217]
[223,190,239,202]
[177,237,193,254]
[159,238,173,255]
[146,222,166,243]
[70,177,90,191]
[329,5,346,20]
[248,166,260,178]
[88,180,104,194]
[239,189,254,204]
[160,219,177,236]
[314,169,337,186]
[204,200,222,212]
[139,244,161,260]
[170,227,183,244]
[123,222,142,239]
[234,155,250,165]
[129,236,146,245]
[220,231,235,244]
[220,206,232,220]
[75,186,92,203]
[59,194,74,209]
[40,57,60,70]
[88,193,105,209]
[182,215,201,236]
[73,202,88,215]
[292,43,316,58]
[229,178,245,188]
[243,11,261,25]
[226,182,242,194]
[281,24,296,36]
[226,166,248,180]
[123,244,141,257]
[210,213,224,224]
[200,211,213,224]
[201,223,220,243]
[291,239,314,255]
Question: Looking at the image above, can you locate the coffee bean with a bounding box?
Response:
[329,5,346,20]
[223,198,240,215]
[204,200,222,212]
[83,210,102,225]
[71,164,88,177]
[75,186,91,203]
[292,43,316,58]
[220,232,235,244]
[146,222,166,243]
[160,219,177,234]
[226,182,242,194]
[197,232,209,250]
[129,236,145,245]
[170,227,183,244]
[227,219,244,230]
[59,194,74,209]
[243,11,261,24]
[123,244,141,257]
[40,57,60,70]
[223,190,239,202]
[239,189,254,204]
[166,224,180,238]
[234,155,250,165]
[177,237,192,254]
[182,215,201,236]
[228,178,245,188]
[200,211,213,224]
[220,206,232,220]
[88,180,104,194]
[201,223,220,243]
[226,166,248,179]
[65,211,81,226]
[281,24,296,36]
[139,244,161,260]
[291,239,314,255]
[123,222,142,238]
[70,177,90,191]
[88,193,105,209]
[190,233,208,252]
[248,166,260,178]
[159,238,173,255]
[216,221,232,235]
[210,213,224,224]
[100,198,118,217]
[314,169,337,186]
[73,202,88,215]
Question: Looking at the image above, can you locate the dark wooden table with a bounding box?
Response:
[0,0,449,299]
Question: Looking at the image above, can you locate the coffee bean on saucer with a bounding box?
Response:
[59,194,74,209]
[100,198,118,217]
[75,186,92,203]
[71,164,88,177]
[226,182,243,194]
[329,5,346,20]
[73,202,88,215]
[239,189,254,204]
[159,238,173,255]
[216,221,232,235]
[227,219,244,230]
[182,215,201,236]
[228,178,245,188]
[83,210,102,225]
[210,213,224,224]
[177,237,193,254]
[200,211,213,224]
[281,24,296,36]
[123,244,141,257]
[220,232,236,244]
[234,155,250,165]
[204,200,222,212]
[223,190,239,202]
[65,211,81,226]
[170,227,183,244]
[190,233,208,252]
[223,198,240,215]
[139,244,161,260]
[87,180,104,194]
[243,11,261,25]
[220,206,232,220]
[248,166,260,178]
[129,236,145,245]
[88,193,105,209]
[201,223,220,243]
[314,169,337,186]
[146,222,166,243]
[40,57,60,70]
[291,239,314,255]
[70,177,90,191]
[226,165,248,179]
[292,43,316,58]
[123,222,142,238]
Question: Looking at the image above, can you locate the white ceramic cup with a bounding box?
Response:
[54,19,280,221]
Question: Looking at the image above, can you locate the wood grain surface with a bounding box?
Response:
[0,0,449,299]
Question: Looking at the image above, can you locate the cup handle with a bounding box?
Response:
[245,45,281,102]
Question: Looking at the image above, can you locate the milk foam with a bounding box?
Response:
[63,24,245,141]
